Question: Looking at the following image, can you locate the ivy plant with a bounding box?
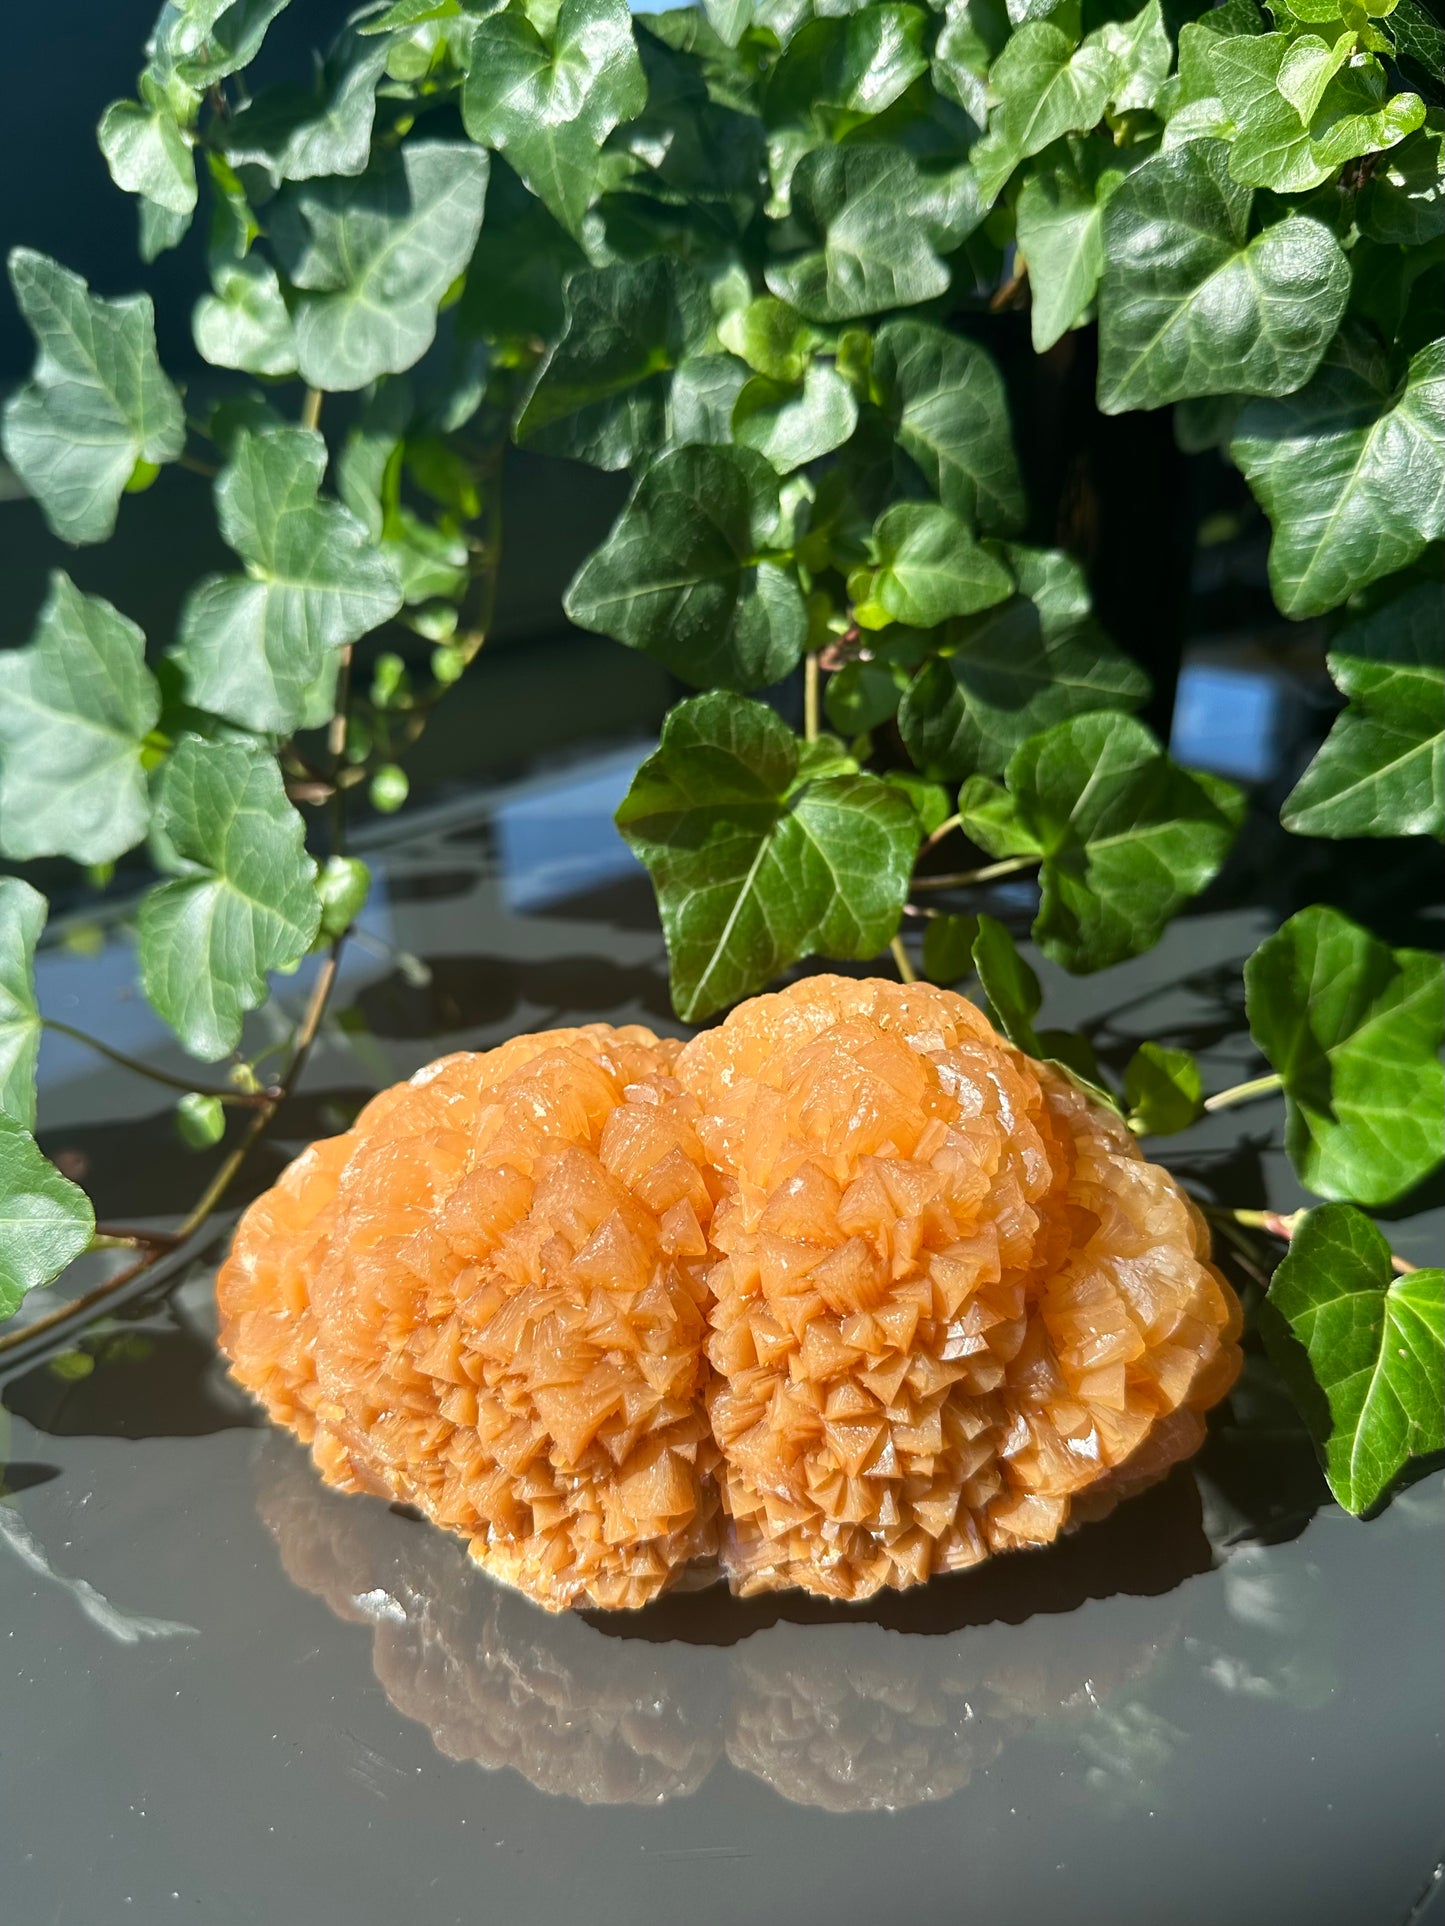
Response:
[0,0,1441,1521]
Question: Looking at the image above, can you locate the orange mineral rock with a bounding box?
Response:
[218,981,1242,1612]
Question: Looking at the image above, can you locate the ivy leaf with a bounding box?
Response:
[1124,1041,1203,1135]
[880,770,953,834]
[150,0,292,88]
[732,362,859,474]
[825,658,905,734]
[922,910,979,985]
[1282,584,1444,840]
[718,296,819,383]
[1211,36,1425,194]
[614,691,922,1021]
[1358,122,1445,247]
[1096,142,1351,414]
[269,143,490,391]
[1005,713,1245,973]
[867,502,1014,626]
[191,156,298,378]
[765,146,981,323]
[873,319,1025,534]
[1015,140,1125,353]
[1245,905,1445,1207]
[171,427,403,735]
[515,258,714,470]
[969,21,1118,202]
[763,5,930,129]
[462,0,647,234]
[971,912,1042,1051]
[566,445,806,692]
[701,0,754,46]
[0,879,45,1131]
[1,250,185,546]
[1231,337,1445,618]
[138,736,321,1061]
[216,28,390,185]
[896,546,1149,779]
[455,158,585,346]
[0,1115,95,1323]
[1094,0,1171,115]
[98,88,197,218]
[1265,1204,1444,1515]
[0,573,161,865]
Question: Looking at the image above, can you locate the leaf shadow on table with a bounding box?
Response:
[351,947,678,1039]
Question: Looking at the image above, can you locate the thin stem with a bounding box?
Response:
[804,652,820,743]
[912,854,1041,891]
[177,451,219,479]
[1206,1204,1418,1277]
[328,646,354,775]
[300,387,324,433]
[93,1222,181,1252]
[890,934,918,984]
[0,944,344,1360]
[922,812,962,854]
[41,1020,268,1104]
[1203,1072,1284,1114]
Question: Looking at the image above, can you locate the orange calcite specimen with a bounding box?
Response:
[218,979,1242,1612]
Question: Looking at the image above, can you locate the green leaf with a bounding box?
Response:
[98,91,197,217]
[1231,337,1445,618]
[0,573,161,865]
[462,0,647,234]
[763,5,930,129]
[0,1115,95,1323]
[455,158,585,345]
[1282,584,1443,840]
[881,770,953,834]
[1265,1204,1444,1514]
[216,28,390,185]
[615,691,922,1020]
[1124,1040,1203,1135]
[1357,121,1445,246]
[764,146,981,323]
[955,770,1046,858]
[868,502,1014,627]
[732,362,859,473]
[701,0,754,46]
[971,912,1041,1051]
[825,658,905,733]
[139,736,321,1061]
[1096,142,1351,414]
[1210,35,1424,194]
[1,250,185,546]
[1245,905,1445,1206]
[151,0,292,88]
[269,143,489,391]
[969,20,1118,202]
[0,879,45,1131]
[1015,140,1125,353]
[718,296,818,383]
[514,257,713,470]
[932,0,1008,124]
[171,427,403,736]
[922,910,978,985]
[1005,712,1245,973]
[873,319,1025,534]
[564,444,807,691]
[192,167,298,379]
[896,545,1149,779]
[1094,0,1171,115]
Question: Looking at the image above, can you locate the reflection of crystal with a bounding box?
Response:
[256,1437,1178,1814]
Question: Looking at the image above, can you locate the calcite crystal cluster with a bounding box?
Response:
[219,978,1242,1612]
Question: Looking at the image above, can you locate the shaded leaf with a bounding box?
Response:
[0,573,161,865]
[1097,141,1350,414]
[873,318,1024,533]
[151,0,292,88]
[565,444,806,691]
[1124,1041,1203,1135]
[515,256,713,470]
[0,1115,95,1323]
[462,0,647,233]
[1,250,184,545]
[825,658,905,733]
[1282,584,1443,840]
[0,879,45,1131]
[171,427,402,735]
[922,910,978,984]
[615,691,922,1020]
[1231,337,1445,618]
[270,143,489,390]
[1245,904,1445,1206]
[139,737,321,1060]
[1265,1204,1444,1514]
[1357,121,1445,246]
[216,27,390,184]
[971,911,1041,1049]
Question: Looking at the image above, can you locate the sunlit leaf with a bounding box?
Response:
[1124,1041,1203,1135]
[1210,35,1423,194]
[615,691,922,1020]
[216,26,390,184]
[1015,138,1125,353]
[0,1115,95,1323]
[139,736,321,1060]
[732,361,859,473]
[1265,1204,1444,1514]
[969,19,1118,202]
[171,427,403,734]
[0,573,161,865]
[873,319,1025,533]
[1245,905,1445,1206]
[868,501,1013,627]
[565,443,806,691]
[0,880,46,1131]
[1,250,184,545]
[98,87,197,217]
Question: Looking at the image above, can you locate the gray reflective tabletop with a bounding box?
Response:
[3,787,1441,1926]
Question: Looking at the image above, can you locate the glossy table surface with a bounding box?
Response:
[3,780,1441,1926]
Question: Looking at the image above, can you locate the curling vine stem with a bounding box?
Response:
[40,1020,271,1104]
[912,854,1041,890]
